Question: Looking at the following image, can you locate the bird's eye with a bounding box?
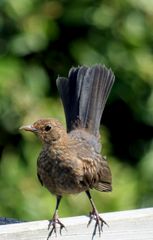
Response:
[45,125,52,132]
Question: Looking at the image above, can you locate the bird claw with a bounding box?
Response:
[87,209,108,239]
[47,214,66,239]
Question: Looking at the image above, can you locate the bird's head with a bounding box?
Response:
[20,118,66,144]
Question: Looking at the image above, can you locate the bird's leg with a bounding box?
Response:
[86,191,108,239]
[47,195,66,239]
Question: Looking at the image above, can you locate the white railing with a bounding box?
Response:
[0,208,153,240]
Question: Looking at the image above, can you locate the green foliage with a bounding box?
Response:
[0,0,153,221]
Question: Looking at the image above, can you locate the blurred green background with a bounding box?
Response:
[0,0,153,222]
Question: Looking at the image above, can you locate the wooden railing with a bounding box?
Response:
[0,208,153,240]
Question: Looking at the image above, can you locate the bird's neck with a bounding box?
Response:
[43,131,69,151]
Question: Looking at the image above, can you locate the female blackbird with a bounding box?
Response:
[20,64,115,239]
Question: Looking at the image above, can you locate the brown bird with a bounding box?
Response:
[20,64,115,239]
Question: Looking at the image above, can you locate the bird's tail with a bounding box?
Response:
[56,64,115,136]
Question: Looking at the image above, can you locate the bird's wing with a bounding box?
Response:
[92,156,112,192]
[78,153,112,192]
[69,130,112,192]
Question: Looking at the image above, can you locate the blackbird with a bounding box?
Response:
[20,64,115,239]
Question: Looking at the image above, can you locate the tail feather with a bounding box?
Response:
[56,64,115,135]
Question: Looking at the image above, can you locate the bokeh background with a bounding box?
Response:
[0,0,153,221]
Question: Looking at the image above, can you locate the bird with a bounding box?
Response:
[20,64,115,239]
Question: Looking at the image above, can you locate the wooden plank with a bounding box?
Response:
[0,208,153,240]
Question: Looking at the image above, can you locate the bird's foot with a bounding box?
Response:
[47,213,66,239]
[87,208,108,239]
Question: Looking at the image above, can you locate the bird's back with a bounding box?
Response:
[69,129,112,192]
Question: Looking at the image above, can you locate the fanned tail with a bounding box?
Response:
[56,64,115,136]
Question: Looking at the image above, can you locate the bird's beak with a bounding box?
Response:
[19,125,37,132]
